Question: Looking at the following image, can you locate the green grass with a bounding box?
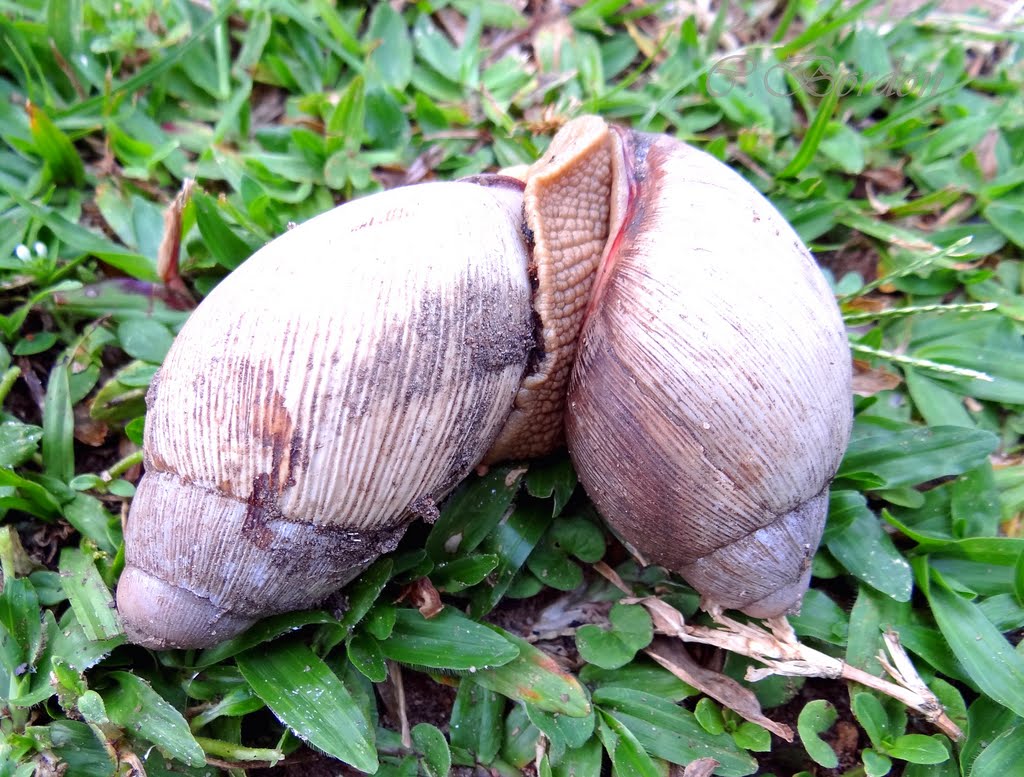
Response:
[2,0,1024,775]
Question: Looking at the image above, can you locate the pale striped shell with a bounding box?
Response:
[117,180,534,648]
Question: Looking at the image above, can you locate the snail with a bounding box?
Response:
[116,116,851,649]
[565,126,852,617]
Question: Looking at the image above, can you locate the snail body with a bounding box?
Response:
[118,116,852,649]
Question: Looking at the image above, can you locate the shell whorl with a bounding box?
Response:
[118,472,402,648]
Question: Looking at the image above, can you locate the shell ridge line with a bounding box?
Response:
[583,311,788,525]
[329,299,375,528]
[608,262,842,497]
[388,282,454,522]
[366,278,448,531]
[124,565,241,620]
[435,271,477,490]
[678,481,832,560]
[570,359,771,555]
[346,273,413,532]
[286,317,328,520]
[215,318,249,485]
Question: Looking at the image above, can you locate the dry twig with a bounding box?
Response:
[593,562,964,741]
[386,661,412,749]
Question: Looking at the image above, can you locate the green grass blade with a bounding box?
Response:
[193,610,338,668]
[26,102,84,186]
[449,679,504,764]
[57,3,235,119]
[925,569,1024,719]
[377,606,519,671]
[837,427,997,489]
[594,687,757,775]
[412,722,451,777]
[237,638,377,773]
[426,467,523,561]
[472,627,591,716]
[843,302,996,325]
[58,548,123,642]
[850,343,994,383]
[2,191,157,280]
[42,362,73,483]
[103,671,206,767]
[862,79,970,139]
[969,725,1024,777]
[777,0,882,59]
[782,83,839,179]
[826,492,912,601]
[597,710,662,777]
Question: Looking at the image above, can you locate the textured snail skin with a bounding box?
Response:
[565,125,853,617]
[117,181,538,648]
[483,115,615,462]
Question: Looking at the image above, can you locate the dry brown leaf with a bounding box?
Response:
[834,720,861,763]
[529,591,612,641]
[844,296,889,313]
[861,165,906,192]
[935,197,975,229]
[505,466,529,488]
[532,16,574,73]
[593,560,633,595]
[592,565,964,741]
[250,83,286,125]
[625,19,659,58]
[991,452,1024,468]
[28,753,64,777]
[852,360,903,396]
[16,357,45,412]
[117,437,143,483]
[975,128,1000,180]
[401,145,446,186]
[1001,513,1022,538]
[646,638,794,741]
[0,275,34,294]
[0,525,36,577]
[400,577,443,619]
[682,758,720,777]
[435,7,467,47]
[818,239,882,287]
[157,178,195,304]
[625,593,963,740]
[73,410,108,446]
[386,661,412,749]
[865,181,890,214]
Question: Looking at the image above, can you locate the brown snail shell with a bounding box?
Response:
[564,122,853,617]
